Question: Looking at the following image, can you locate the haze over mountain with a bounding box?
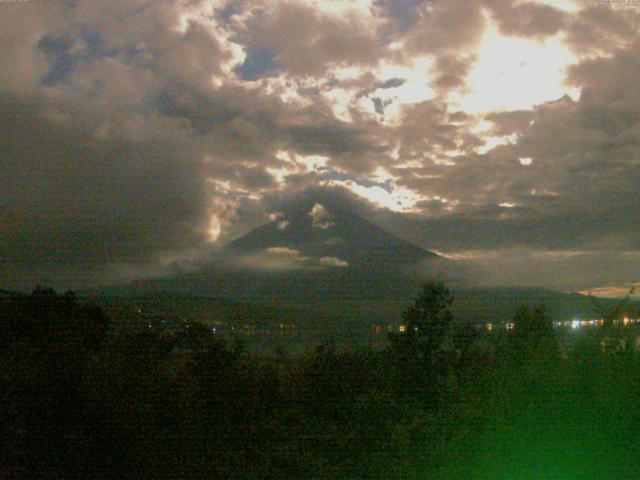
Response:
[120,202,449,302]
[92,201,639,328]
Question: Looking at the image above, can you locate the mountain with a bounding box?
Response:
[90,203,637,332]
[451,287,634,323]
[111,202,448,303]
[228,201,441,273]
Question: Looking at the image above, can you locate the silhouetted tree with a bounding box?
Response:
[0,288,110,477]
[510,305,557,364]
[394,281,454,352]
[587,286,637,354]
[389,281,456,396]
[588,285,636,328]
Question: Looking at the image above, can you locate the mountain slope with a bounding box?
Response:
[228,202,439,270]
[86,202,639,328]
[116,202,448,302]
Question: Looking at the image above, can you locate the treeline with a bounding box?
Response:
[2,284,640,478]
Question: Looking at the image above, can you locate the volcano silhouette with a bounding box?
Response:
[228,201,440,273]
[124,202,447,302]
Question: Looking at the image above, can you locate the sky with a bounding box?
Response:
[1,0,640,295]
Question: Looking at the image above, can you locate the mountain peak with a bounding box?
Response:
[106,204,449,302]
[228,203,440,270]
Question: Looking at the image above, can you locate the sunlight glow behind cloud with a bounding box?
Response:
[451,15,580,114]
[372,58,438,124]
[527,0,581,13]
[323,179,428,213]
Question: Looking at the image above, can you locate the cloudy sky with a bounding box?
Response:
[1,0,640,294]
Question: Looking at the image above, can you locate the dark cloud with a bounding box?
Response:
[485,110,535,136]
[390,99,483,165]
[433,54,477,92]
[249,1,381,76]
[235,46,279,80]
[374,0,425,34]
[565,3,640,55]
[376,78,407,89]
[403,0,486,55]
[286,124,374,156]
[487,1,567,38]
[0,94,209,289]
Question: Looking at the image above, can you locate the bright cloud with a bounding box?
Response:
[450,15,580,114]
[319,256,349,267]
[309,203,335,229]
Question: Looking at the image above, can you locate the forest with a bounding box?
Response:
[2,284,640,479]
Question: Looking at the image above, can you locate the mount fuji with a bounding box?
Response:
[122,201,449,302]
[91,202,634,327]
[228,201,441,273]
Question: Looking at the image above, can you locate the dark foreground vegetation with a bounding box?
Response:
[2,284,640,479]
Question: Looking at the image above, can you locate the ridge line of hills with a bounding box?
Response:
[5,204,637,332]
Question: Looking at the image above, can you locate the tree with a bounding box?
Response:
[0,288,111,477]
[510,305,556,363]
[391,281,455,365]
[588,285,636,328]
[0,287,109,353]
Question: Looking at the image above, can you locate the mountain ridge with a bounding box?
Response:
[227,202,441,270]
